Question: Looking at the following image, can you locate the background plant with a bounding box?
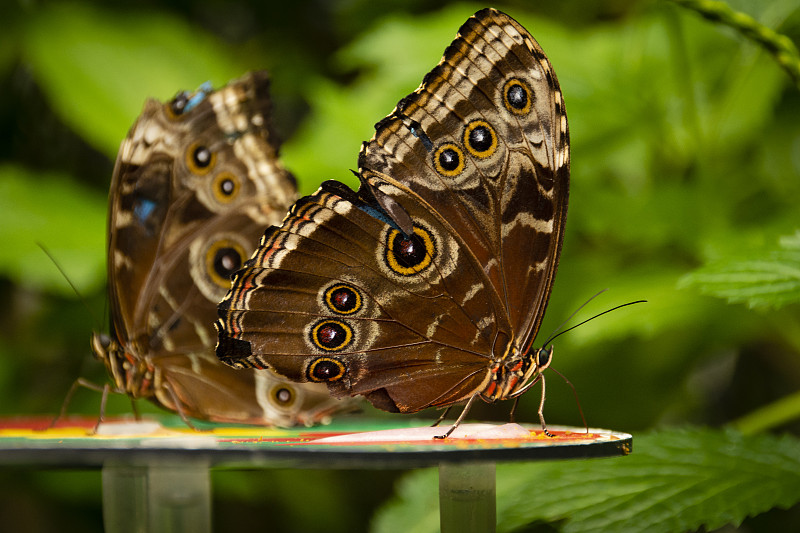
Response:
[1,0,798,531]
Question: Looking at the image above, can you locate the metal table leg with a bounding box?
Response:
[102,461,211,533]
[439,462,496,533]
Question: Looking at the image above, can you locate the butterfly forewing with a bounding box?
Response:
[217,9,569,417]
[359,11,569,354]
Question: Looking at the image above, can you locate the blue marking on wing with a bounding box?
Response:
[183,81,213,113]
[354,204,404,233]
[410,126,433,151]
[321,178,405,234]
[134,198,157,225]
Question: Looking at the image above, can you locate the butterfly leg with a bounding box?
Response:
[130,397,142,421]
[508,397,521,423]
[163,382,200,431]
[537,375,554,437]
[44,378,107,432]
[431,406,453,427]
[434,394,479,440]
[91,383,112,435]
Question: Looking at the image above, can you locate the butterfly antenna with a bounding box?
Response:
[540,288,608,347]
[37,243,102,330]
[543,298,647,347]
[549,367,589,433]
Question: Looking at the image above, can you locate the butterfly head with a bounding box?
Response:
[481,343,555,402]
[495,344,556,401]
[90,332,154,397]
[90,331,127,389]
[90,332,112,362]
[534,345,553,372]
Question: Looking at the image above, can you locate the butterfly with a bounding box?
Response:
[215,9,569,438]
[79,71,353,429]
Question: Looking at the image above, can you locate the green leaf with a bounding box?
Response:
[371,428,800,533]
[679,231,800,309]
[0,165,106,295]
[22,3,251,158]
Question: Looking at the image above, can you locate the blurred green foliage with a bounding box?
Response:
[375,428,800,533]
[1,0,799,531]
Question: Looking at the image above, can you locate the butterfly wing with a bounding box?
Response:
[100,71,349,426]
[359,9,570,353]
[217,9,569,413]
[108,71,294,347]
[218,182,498,412]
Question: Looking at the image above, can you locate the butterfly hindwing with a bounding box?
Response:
[219,183,495,412]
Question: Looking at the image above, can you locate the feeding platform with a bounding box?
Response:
[0,416,631,532]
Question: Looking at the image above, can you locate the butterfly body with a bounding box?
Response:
[216,10,569,429]
[92,72,351,427]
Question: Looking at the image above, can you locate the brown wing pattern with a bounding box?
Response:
[97,71,351,426]
[216,9,569,414]
[358,9,569,355]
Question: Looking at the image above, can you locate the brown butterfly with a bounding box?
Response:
[71,72,353,429]
[215,9,569,437]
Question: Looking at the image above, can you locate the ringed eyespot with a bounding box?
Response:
[271,385,296,407]
[205,239,247,288]
[433,143,465,177]
[310,320,353,352]
[502,78,532,115]
[385,225,436,276]
[324,284,362,315]
[307,357,346,383]
[167,92,190,118]
[212,172,241,203]
[186,142,216,174]
[463,120,498,158]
